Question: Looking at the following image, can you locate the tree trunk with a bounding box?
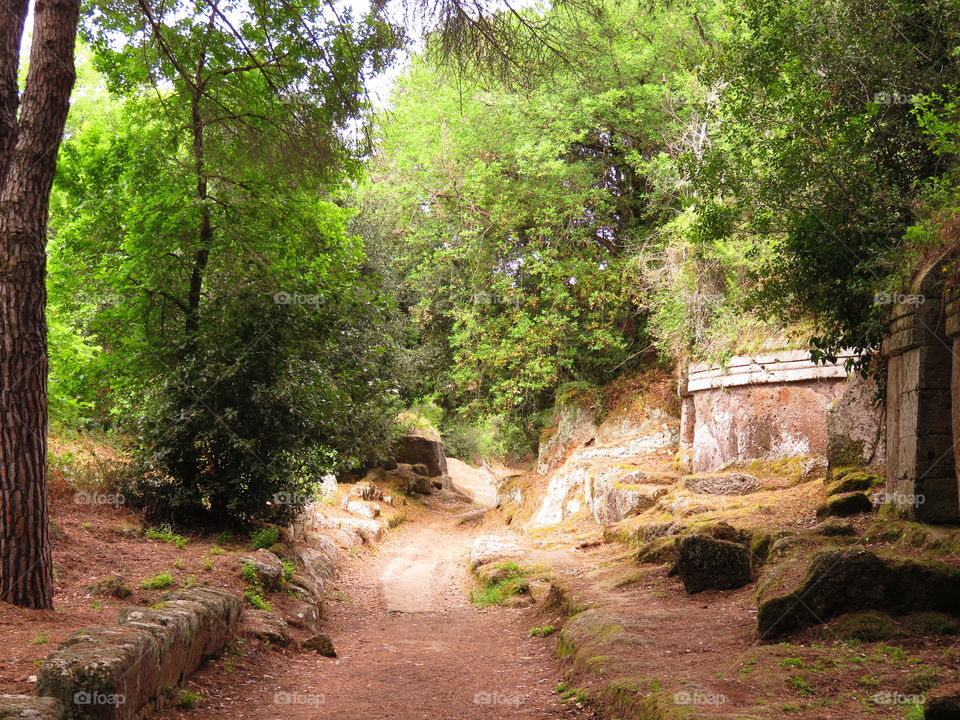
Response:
[0,0,80,609]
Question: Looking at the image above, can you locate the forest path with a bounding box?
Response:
[159,497,591,720]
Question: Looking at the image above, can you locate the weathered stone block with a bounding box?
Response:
[0,696,64,720]
[674,534,752,593]
[395,435,448,477]
[757,549,960,639]
[237,550,284,591]
[36,587,240,720]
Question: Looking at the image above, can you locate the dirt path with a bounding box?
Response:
[161,501,592,720]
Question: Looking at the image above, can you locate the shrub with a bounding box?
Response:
[178,691,204,710]
[250,527,280,550]
[130,293,400,529]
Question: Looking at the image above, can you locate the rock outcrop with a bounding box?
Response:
[757,549,960,638]
[395,435,448,477]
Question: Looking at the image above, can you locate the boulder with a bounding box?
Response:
[86,576,131,599]
[674,534,752,593]
[810,517,856,537]
[302,633,337,658]
[826,470,883,496]
[0,696,64,720]
[237,550,285,591]
[345,500,380,519]
[240,610,291,645]
[337,517,385,544]
[395,435,448,477]
[757,549,960,638]
[288,574,325,604]
[286,599,320,631]
[926,684,960,719]
[682,472,761,496]
[826,373,885,477]
[815,491,873,519]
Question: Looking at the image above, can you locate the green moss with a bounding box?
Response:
[141,573,175,589]
[634,536,676,565]
[832,611,899,642]
[906,611,960,635]
[826,472,883,496]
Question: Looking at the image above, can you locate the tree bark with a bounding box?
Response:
[0,0,80,609]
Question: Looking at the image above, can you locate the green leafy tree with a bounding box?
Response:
[48,3,405,526]
[693,0,960,363]
[362,0,721,441]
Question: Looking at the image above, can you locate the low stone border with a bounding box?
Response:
[0,586,241,720]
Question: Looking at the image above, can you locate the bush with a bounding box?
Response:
[141,573,174,589]
[250,527,280,550]
[129,293,401,529]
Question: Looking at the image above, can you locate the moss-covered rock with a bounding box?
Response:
[302,632,337,657]
[756,549,960,639]
[675,534,752,593]
[635,536,676,565]
[815,491,873,520]
[830,610,899,641]
[906,611,960,635]
[926,684,960,720]
[810,517,856,537]
[825,471,883,496]
[86,575,132,599]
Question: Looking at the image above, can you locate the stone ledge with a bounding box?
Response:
[36,586,241,720]
[688,349,854,391]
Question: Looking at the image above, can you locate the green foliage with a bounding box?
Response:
[360,0,722,424]
[529,625,556,637]
[281,560,296,582]
[692,0,960,362]
[250,528,281,551]
[49,10,407,529]
[240,563,259,585]
[243,587,271,611]
[177,691,204,710]
[141,573,175,590]
[145,525,188,549]
[470,562,529,607]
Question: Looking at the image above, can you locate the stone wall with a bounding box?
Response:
[29,586,241,720]
[948,288,960,509]
[685,350,856,473]
[881,253,957,522]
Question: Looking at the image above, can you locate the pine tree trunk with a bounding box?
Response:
[0,0,80,609]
